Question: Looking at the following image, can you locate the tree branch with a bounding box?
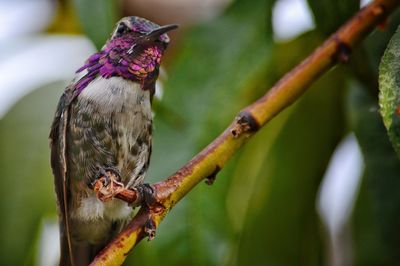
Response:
[90,0,400,265]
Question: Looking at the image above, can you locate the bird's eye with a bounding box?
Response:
[116,23,128,35]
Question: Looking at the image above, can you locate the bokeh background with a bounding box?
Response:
[1,0,400,265]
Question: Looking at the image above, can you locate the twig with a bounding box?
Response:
[90,0,400,265]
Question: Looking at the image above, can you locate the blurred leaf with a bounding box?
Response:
[72,0,119,49]
[348,83,400,264]
[379,25,400,157]
[0,82,65,265]
[47,0,82,34]
[230,33,346,266]
[352,177,388,265]
[307,0,359,35]
[363,9,400,76]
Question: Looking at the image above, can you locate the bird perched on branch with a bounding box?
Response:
[49,16,177,266]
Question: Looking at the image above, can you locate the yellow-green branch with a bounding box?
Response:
[90,0,399,265]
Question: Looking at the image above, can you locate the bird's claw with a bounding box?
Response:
[132,183,156,207]
[93,169,125,202]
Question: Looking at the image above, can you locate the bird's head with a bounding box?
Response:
[75,17,177,92]
[109,16,178,48]
[100,16,178,80]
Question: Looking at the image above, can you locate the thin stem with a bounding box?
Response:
[90,0,400,265]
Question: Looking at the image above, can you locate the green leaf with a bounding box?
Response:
[348,83,400,264]
[307,0,359,35]
[72,0,119,49]
[0,82,65,265]
[379,25,400,158]
[352,178,389,265]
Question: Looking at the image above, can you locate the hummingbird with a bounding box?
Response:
[49,16,177,265]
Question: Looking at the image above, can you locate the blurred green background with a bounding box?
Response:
[1,0,400,265]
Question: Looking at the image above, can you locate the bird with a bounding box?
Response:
[49,16,177,266]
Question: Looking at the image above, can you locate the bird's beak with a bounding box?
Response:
[145,24,179,42]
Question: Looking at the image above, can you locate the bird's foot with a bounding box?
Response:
[132,183,156,207]
[130,183,158,240]
[93,168,125,202]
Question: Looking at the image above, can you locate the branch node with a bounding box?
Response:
[144,218,157,241]
[205,165,221,185]
[231,111,260,138]
[333,38,352,63]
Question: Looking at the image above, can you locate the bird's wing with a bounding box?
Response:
[49,85,77,266]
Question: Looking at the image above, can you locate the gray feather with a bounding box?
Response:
[50,77,152,265]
